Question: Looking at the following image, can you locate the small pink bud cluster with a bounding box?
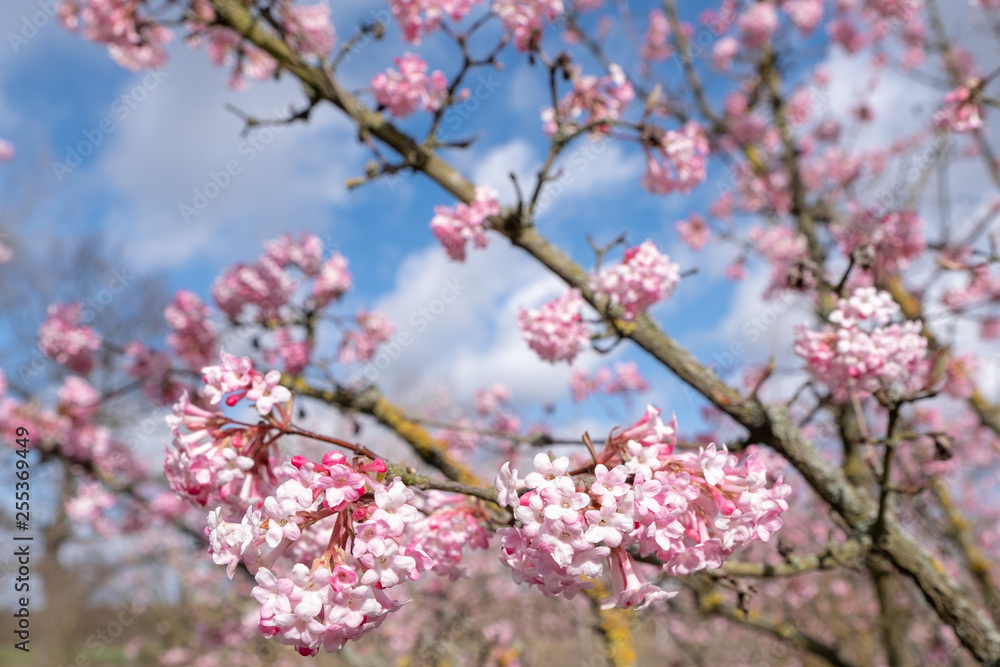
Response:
[590,240,680,320]
[208,453,435,655]
[38,303,102,374]
[430,186,501,261]
[749,225,811,296]
[388,0,483,44]
[833,208,925,278]
[542,64,634,137]
[187,0,277,89]
[281,3,336,59]
[492,0,565,51]
[640,10,672,61]
[338,310,396,364]
[57,0,173,70]
[517,288,591,363]
[372,53,448,117]
[124,342,182,405]
[165,290,218,371]
[737,1,778,49]
[213,233,352,320]
[642,121,710,195]
[570,361,649,402]
[495,406,790,609]
[783,0,823,33]
[164,389,266,509]
[794,287,928,402]
[675,214,710,250]
[202,351,293,415]
[935,81,984,134]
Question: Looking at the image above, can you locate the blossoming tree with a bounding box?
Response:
[3,0,1000,665]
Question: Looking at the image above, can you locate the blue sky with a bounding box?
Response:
[2,0,997,448]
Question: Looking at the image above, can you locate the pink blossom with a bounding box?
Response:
[783,0,824,33]
[282,3,335,58]
[313,253,352,306]
[492,0,565,51]
[590,241,680,320]
[542,64,633,137]
[165,290,218,371]
[833,208,925,277]
[711,36,739,70]
[186,1,278,89]
[475,382,511,414]
[641,10,672,61]
[517,288,591,363]
[372,53,448,117]
[338,310,395,364]
[265,328,313,375]
[212,255,296,321]
[794,287,928,402]
[749,225,811,296]
[58,0,173,70]
[935,81,984,134]
[38,303,101,374]
[0,139,14,162]
[675,213,710,250]
[737,2,778,49]
[642,121,709,195]
[603,362,649,395]
[58,376,100,423]
[264,233,324,276]
[430,186,500,261]
[388,0,483,44]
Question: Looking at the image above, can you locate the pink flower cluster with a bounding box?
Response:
[165,290,218,371]
[124,342,182,405]
[517,288,591,363]
[833,208,925,278]
[57,0,173,70]
[590,240,680,320]
[737,1,778,49]
[208,454,436,654]
[267,328,314,375]
[213,233,352,320]
[338,310,396,364]
[164,352,294,508]
[495,406,790,608]
[935,81,984,134]
[388,0,483,44]
[372,53,448,117]
[749,225,811,296]
[675,213,710,250]
[203,351,293,416]
[38,303,102,374]
[642,121,710,195]
[492,0,565,51]
[186,0,277,89]
[281,3,336,59]
[542,64,634,137]
[794,287,928,402]
[570,361,649,402]
[783,0,824,34]
[430,186,501,261]
[640,10,672,61]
